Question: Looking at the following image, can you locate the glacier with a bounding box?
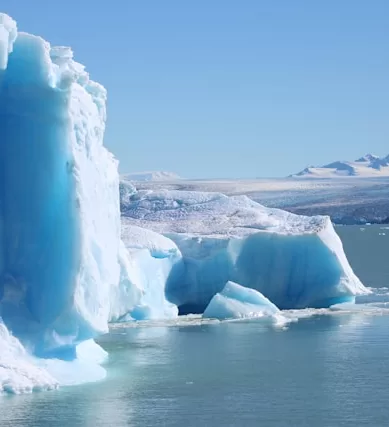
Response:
[127,177,389,225]
[203,281,280,320]
[121,189,368,313]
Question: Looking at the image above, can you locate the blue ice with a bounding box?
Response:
[0,12,147,392]
[203,281,280,320]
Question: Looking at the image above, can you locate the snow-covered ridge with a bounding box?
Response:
[121,171,181,182]
[291,153,389,178]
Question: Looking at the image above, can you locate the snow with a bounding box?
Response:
[122,189,368,313]
[121,171,181,182]
[129,177,389,225]
[292,153,389,178]
[203,281,280,320]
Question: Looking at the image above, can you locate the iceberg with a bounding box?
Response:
[122,189,368,313]
[0,13,174,392]
[203,281,280,320]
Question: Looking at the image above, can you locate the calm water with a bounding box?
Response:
[1,225,389,427]
[336,224,389,289]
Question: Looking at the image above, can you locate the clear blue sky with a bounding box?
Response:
[2,1,389,178]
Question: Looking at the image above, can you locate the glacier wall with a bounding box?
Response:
[0,13,144,360]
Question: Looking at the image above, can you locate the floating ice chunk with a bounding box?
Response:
[122,189,368,312]
[203,281,280,320]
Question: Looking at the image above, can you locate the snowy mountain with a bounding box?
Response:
[291,154,389,178]
[121,171,181,182]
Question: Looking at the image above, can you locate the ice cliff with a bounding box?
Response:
[0,13,131,358]
[0,13,175,392]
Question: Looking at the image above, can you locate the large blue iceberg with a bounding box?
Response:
[121,189,368,313]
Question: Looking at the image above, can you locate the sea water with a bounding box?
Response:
[0,224,388,427]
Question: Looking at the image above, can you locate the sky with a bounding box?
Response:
[2,1,389,178]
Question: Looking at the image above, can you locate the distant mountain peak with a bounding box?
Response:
[121,171,182,182]
[291,153,389,178]
[355,153,379,162]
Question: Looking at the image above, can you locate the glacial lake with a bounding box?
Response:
[1,224,389,427]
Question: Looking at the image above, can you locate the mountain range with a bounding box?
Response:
[291,153,389,178]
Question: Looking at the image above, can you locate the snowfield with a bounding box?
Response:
[125,177,389,224]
